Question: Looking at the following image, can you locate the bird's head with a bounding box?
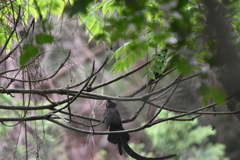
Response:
[106,100,116,108]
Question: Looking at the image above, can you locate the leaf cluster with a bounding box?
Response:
[145,110,229,160]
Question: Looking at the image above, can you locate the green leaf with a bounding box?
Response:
[210,88,226,105]
[155,61,164,67]
[95,33,106,41]
[50,0,65,17]
[119,64,125,74]
[152,66,163,74]
[197,86,226,105]
[102,0,112,16]
[136,51,144,60]
[35,34,54,45]
[148,71,155,80]
[34,1,47,19]
[129,54,136,64]
[140,43,149,52]
[123,42,131,54]
[108,1,117,15]
[124,57,130,68]
[29,6,39,20]
[157,55,165,61]
[148,42,157,48]
[114,67,119,76]
[19,45,38,67]
[69,0,93,16]
[167,51,177,58]
[6,38,12,52]
[114,46,124,60]
[177,58,192,74]
[94,1,107,11]
[160,51,167,56]
[86,15,96,33]
[88,23,100,42]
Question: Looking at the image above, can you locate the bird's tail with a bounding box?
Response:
[119,135,176,160]
[107,125,130,155]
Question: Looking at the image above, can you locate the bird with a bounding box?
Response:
[103,100,176,160]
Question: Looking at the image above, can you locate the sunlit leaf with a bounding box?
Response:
[102,0,112,16]
[86,15,96,33]
[29,6,39,20]
[50,0,65,17]
[115,47,123,60]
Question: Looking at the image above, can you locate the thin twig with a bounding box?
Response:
[90,58,153,91]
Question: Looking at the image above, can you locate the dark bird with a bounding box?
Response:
[103,100,176,160]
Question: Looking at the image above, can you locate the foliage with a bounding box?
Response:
[0,0,65,48]
[19,33,54,66]
[143,110,229,160]
[78,0,201,75]
[66,0,236,104]
[1,0,240,159]
[0,95,67,160]
[0,0,237,104]
[197,85,226,105]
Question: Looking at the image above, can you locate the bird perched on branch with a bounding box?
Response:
[103,100,176,160]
